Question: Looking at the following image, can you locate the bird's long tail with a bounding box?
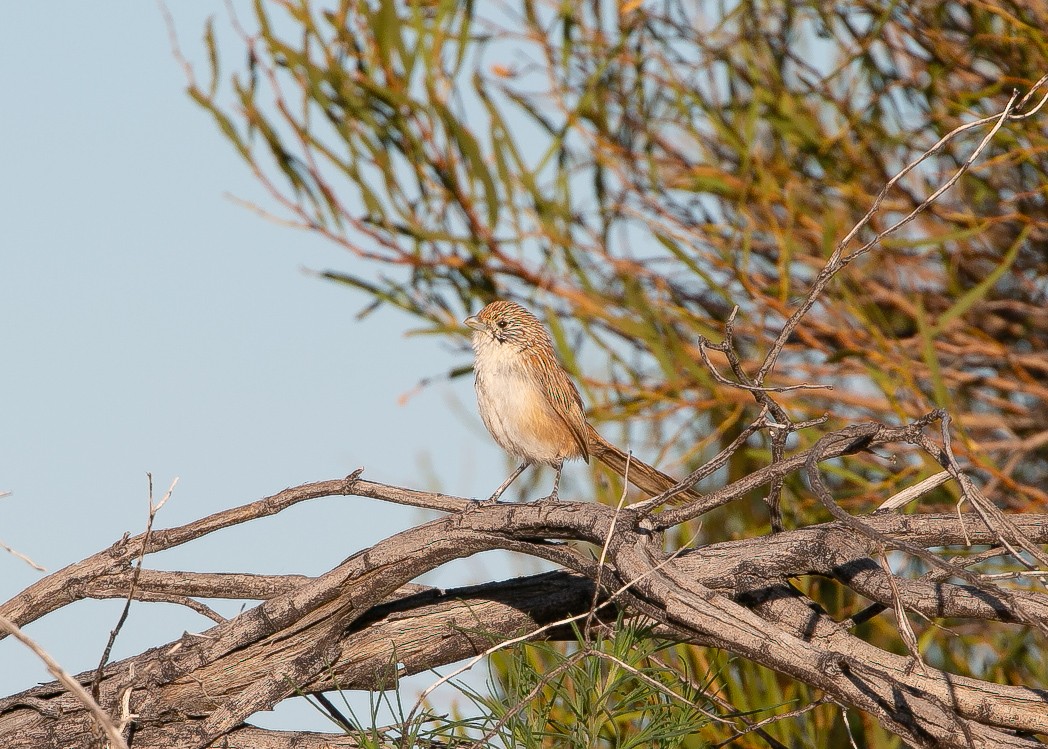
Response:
[586,426,700,505]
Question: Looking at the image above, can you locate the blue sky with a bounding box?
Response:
[0,1,532,728]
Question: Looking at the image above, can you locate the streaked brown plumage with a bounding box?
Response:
[465,300,694,503]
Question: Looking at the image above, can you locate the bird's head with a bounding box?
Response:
[464,300,550,351]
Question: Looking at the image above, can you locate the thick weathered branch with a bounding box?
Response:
[1,473,1045,748]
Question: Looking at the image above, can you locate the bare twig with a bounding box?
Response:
[0,492,45,571]
[880,551,926,674]
[585,451,632,638]
[91,475,178,701]
[875,471,953,512]
[755,86,1029,385]
[711,698,826,749]
[0,539,45,572]
[633,407,770,516]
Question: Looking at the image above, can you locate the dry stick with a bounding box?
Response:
[904,434,1048,611]
[120,592,224,623]
[584,451,633,639]
[0,474,375,638]
[0,538,45,572]
[311,692,356,734]
[0,613,130,749]
[91,475,178,702]
[900,413,1048,573]
[648,415,922,530]
[696,325,829,393]
[879,551,926,674]
[130,474,365,551]
[982,571,1048,581]
[712,309,797,427]
[764,432,790,533]
[120,569,314,599]
[875,470,952,512]
[840,705,861,749]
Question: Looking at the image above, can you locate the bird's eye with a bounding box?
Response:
[496,320,508,328]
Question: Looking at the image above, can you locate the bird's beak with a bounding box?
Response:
[464,315,486,332]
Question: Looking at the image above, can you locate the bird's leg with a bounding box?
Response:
[540,464,564,503]
[483,462,530,504]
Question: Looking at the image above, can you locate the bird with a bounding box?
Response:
[465,300,695,503]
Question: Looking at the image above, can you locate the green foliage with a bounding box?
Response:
[188,1,1048,744]
[189,0,1048,506]
[321,620,714,748]
[471,621,712,748]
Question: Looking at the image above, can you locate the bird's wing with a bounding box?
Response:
[538,361,591,462]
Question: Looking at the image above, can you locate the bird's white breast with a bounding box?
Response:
[472,332,574,465]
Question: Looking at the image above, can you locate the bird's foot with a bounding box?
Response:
[537,491,560,504]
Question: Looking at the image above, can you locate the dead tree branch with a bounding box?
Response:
[1,414,1046,748]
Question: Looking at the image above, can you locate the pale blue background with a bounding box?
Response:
[1,1,531,729]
